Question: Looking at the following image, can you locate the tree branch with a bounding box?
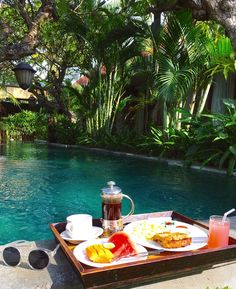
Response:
[17,0,32,29]
[0,19,12,40]
[0,0,56,63]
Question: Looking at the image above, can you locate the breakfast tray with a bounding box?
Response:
[50,211,236,289]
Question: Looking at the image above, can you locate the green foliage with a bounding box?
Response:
[98,132,144,151]
[77,133,97,146]
[48,114,79,145]
[184,99,236,175]
[0,0,234,171]
[156,11,199,103]
[3,110,48,141]
[137,99,236,176]
[60,1,147,138]
[4,111,80,145]
[77,130,143,152]
[206,35,235,79]
[151,11,235,128]
[140,125,191,158]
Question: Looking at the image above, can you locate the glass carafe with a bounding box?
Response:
[101,181,134,236]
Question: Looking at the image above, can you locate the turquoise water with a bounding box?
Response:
[0,142,236,244]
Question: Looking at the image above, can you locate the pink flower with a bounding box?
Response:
[75,75,90,86]
[100,65,107,75]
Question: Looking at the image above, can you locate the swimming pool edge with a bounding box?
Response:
[35,140,236,177]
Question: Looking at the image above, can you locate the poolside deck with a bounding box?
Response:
[1,218,236,289]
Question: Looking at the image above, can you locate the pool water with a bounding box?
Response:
[0,142,235,244]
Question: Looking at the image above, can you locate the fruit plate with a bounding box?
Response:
[73,238,147,268]
[124,219,208,252]
[50,211,236,289]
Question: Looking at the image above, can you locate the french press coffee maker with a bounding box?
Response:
[101,181,135,236]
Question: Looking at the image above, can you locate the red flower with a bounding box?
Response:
[100,65,107,75]
[74,75,90,86]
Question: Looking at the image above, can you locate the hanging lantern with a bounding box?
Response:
[13,62,36,90]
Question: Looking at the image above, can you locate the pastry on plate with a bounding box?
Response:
[152,232,191,248]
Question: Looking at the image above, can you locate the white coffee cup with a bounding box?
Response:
[66,214,93,239]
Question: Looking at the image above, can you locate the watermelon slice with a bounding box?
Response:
[108,231,138,258]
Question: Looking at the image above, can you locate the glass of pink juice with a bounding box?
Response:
[208,215,230,248]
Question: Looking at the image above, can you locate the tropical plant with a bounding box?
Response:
[138,11,200,130]
[76,129,144,153]
[61,0,146,137]
[185,99,236,175]
[3,110,48,141]
[51,113,79,145]
[143,11,235,131]
[196,24,235,117]
[139,125,191,158]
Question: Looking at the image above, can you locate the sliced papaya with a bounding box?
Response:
[85,244,113,263]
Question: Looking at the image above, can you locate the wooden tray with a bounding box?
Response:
[50,211,236,289]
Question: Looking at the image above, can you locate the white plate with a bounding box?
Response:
[73,238,148,268]
[124,218,208,252]
[60,227,103,244]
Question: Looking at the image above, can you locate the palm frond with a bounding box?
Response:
[157,58,196,101]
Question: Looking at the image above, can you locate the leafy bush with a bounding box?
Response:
[137,99,236,175]
[3,110,48,141]
[185,99,236,175]
[77,130,143,153]
[139,126,192,158]
[3,111,81,145]
[49,114,79,145]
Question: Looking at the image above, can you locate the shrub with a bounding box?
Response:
[48,114,79,145]
[3,110,48,141]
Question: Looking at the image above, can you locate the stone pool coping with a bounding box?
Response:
[1,217,236,289]
[36,140,236,177]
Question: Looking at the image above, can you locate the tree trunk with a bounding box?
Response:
[189,90,197,115]
[211,73,236,113]
[134,106,145,134]
[197,81,212,115]
[162,100,169,129]
[151,102,159,123]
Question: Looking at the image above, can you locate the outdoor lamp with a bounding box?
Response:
[13,62,36,90]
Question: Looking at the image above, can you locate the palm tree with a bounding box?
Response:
[60,0,146,137]
[146,10,235,130]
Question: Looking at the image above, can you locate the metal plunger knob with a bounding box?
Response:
[107,181,116,190]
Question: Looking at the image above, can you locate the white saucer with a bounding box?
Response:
[60,227,104,244]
